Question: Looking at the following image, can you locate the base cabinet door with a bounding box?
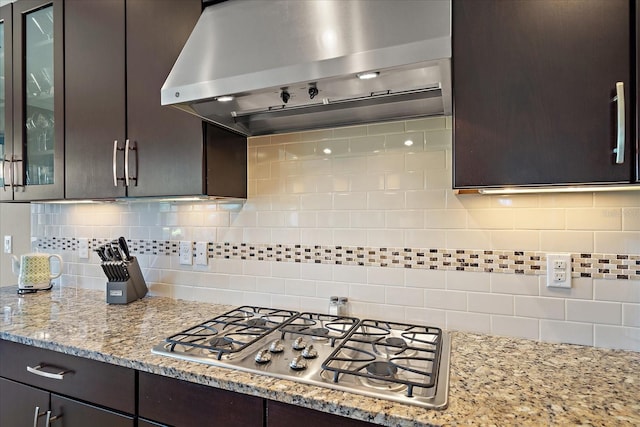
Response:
[0,377,49,426]
[266,400,374,427]
[50,394,133,427]
[139,372,264,427]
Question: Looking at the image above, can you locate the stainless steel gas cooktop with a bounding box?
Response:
[152,306,450,409]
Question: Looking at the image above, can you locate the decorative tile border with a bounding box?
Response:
[35,237,640,281]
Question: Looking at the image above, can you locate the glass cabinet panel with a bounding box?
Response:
[0,19,5,188]
[24,5,54,186]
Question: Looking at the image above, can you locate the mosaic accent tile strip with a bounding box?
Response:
[35,237,640,280]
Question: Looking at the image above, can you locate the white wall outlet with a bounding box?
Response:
[3,235,11,254]
[179,241,193,265]
[78,238,89,259]
[195,242,208,266]
[546,253,572,289]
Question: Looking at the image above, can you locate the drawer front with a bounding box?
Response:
[139,371,264,427]
[0,340,135,414]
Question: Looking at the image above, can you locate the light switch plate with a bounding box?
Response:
[78,238,89,259]
[3,235,11,254]
[195,242,208,266]
[546,253,572,289]
[179,241,193,265]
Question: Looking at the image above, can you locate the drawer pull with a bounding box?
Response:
[27,363,72,380]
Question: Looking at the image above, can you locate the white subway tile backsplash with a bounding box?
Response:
[349,284,386,303]
[623,304,640,327]
[446,311,492,334]
[406,190,447,210]
[31,118,640,352]
[566,208,622,231]
[468,293,514,315]
[385,287,424,307]
[405,268,446,289]
[514,296,565,320]
[447,271,490,292]
[405,307,446,329]
[491,315,539,340]
[540,277,593,300]
[594,325,640,352]
[594,279,640,303]
[424,289,467,311]
[566,300,621,325]
[540,320,593,346]
[367,266,404,287]
[594,231,640,254]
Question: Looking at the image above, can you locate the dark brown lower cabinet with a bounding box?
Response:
[138,371,264,427]
[266,400,374,427]
[0,340,135,426]
[0,378,134,427]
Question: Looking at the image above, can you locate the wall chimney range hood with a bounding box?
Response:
[161,0,452,136]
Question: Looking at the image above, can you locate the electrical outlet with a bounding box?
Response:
[195,242,208,266]
[78,238,89,259]
[546,253,572,289]
[179,241,193,265]
[3,235,11,254]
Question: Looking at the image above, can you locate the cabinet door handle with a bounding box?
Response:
[33,406,47,427]
[45,410,60,426]
[27,363,72,380]
[124,139,130,186]
[113,140,119,186]
[2,156,10,191]
[613,81,625,164]
[124,139,138,187]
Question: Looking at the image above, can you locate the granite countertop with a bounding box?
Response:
[0,286,638,426]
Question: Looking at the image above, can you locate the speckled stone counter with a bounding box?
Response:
[1,286,638,426]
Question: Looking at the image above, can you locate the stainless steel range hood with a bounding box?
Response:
[162,0,451,136]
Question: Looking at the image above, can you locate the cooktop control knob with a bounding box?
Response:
[292,337,307,350]
[255,349,272,364]
[289,355,307,370]
[301,344,318,359]
[269,339,284,353]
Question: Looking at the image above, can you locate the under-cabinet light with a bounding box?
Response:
[356,71,379,80]
[472,185,640,195]
[216,95,234,102]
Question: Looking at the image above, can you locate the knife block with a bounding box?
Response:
[106,257,148,304]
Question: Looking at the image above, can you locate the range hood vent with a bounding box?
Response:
[162,0,452,136]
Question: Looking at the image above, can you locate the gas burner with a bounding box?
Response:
[208,337,233,349]
[244,318,268,328]
[372,337,418,358]
[365,361,398,377]
[308,327,330,339]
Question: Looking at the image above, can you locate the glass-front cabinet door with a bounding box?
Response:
[0,4,13,201]
[11,0,63,201]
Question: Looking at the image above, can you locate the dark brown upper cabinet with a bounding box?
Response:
[453,0,636,189]
[65,0,247,200]
[1,0,64,201]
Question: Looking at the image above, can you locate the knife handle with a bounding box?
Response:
[118,236,132,260]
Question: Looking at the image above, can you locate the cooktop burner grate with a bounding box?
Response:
[321,319,443,397]
[164,306,299,359]
[278,312,360,346]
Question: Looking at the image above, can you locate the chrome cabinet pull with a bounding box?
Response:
[11,156,24,189]
[612,81,625,164]
[33,406,45,427]
[124,139,130,186]
[45,411,60,426]
[125,140,138,187]
[27,363,72,380]
[113,140,118,186]
[2,156,10,191]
